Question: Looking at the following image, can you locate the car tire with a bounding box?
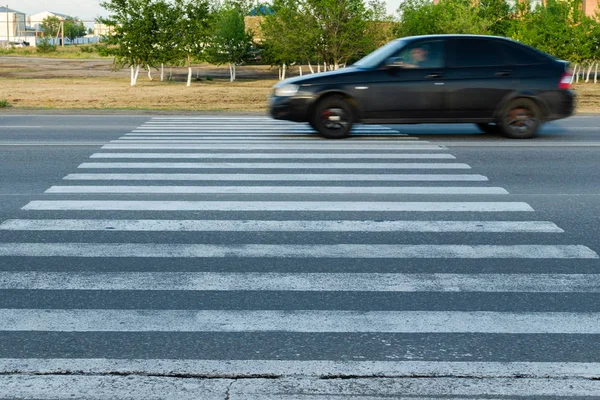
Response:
[476,123,501,135]
[498,98,541,139]
[312,95,354,139]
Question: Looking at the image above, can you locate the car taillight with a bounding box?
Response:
[559,71,573,89]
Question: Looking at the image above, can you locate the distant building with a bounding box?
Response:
[0,6,27,47]
[28,11,71,30]
[93,23,115,36]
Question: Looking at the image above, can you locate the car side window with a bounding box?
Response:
[450,39,504,68]
[498,42,546,65]
[392,40,445,69]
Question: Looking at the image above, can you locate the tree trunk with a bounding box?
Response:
[586,64,593,82]
[187,67,192,87]
[334,63,339,70]
[229,63,234,82]
[130,66,135,87]
[233,64,236,81]
[324,61,327,71]
[160,64,164,82]
[308,61,314,74]
[299,66,303,76]
[147,65,153,81]
[282,63,286,80]
[595,63,598,84]
[131,65,140,86]
[317,62,321,73]
[571,65,577,84]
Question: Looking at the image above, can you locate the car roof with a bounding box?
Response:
[402,34,514,43]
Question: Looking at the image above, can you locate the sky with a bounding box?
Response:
[7,0,403,22]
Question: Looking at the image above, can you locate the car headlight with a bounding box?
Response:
[275,84,300,97]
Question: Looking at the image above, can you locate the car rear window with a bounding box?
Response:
[497,41,548,65]
[449,39,504,68]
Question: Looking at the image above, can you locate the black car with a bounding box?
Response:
[269,34,575,139]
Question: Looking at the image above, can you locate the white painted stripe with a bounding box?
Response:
[139,125,394,130]
[44,186,508,195]
[119,138,427,143]
[2,359,600,379]
[1,272,594,292]
[22,201,533,212]
[78,162,470,170]
[0,219,560,233]
[102,144,446,150]
[123,136,415,140]
[0,375,229,400]
[126,133,411,138]
[63,173,489,181]
[90,153,456,160]
[0,126,43,129]
[2,309,600,332]
[1,375,599,399]
[2,243,595,259]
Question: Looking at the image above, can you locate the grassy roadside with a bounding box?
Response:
[0,77,276,112]
[0,46,111,59]
[0,75,598,113]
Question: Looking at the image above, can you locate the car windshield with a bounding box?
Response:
[353,39,406,69]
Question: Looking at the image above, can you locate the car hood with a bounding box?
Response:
[274,66,365,87]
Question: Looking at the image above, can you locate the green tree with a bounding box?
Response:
[40,16,62,38]
[208,4,254,81]
[261,0,317,78]
[172,0,215,86]
[478,0,512,36]
[395,0,489,37]
[99,0,161,86]
[306,0,373,69]
[64,17,87,43]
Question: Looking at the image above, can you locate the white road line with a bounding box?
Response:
[1,272,594,292]
[44,186,508,195]
[1,243,595,259]
[90,153,456,160]
[2,359,600,379]
[21,201,532,212]
[122,136,417,140]
[0,126,43,129]
[2,309,600,332]
[117,139,427,143]
[0,219,560,232]
[63,173,489,181]
[102,144,446,150]
[77,162,470,170]
[1,376,599,399]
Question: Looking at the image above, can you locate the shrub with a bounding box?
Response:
[0,99,11,108]
[36,38,57,54]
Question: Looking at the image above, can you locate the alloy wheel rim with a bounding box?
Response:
[506,106,536,133]
[320,107,349,130]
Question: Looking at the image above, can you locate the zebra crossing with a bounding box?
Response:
[1,116,599,398]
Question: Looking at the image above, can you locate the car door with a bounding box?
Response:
[360,39,447,121]
[444,38,516,119]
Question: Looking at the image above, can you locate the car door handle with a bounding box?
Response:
[496,70,511,77]
[426,73,443,79]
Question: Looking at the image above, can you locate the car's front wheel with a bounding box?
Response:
[499,98,541,139]
[312,96,354,139]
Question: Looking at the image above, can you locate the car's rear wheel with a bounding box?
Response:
[312,96,354,139]
[499,98,541,139]
[476,123,501,135]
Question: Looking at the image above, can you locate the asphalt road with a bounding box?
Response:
[0,113,599,399]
